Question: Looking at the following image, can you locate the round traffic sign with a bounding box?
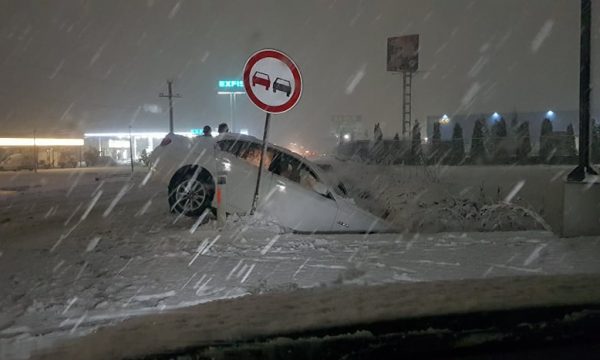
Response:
[243,49,302,114]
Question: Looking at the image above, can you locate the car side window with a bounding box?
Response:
[298,164,319,192]
[239,142,274,169]
[270,152,301,182]
[217,139,244,156]
[270,153,322,194]
[217,139,233,152]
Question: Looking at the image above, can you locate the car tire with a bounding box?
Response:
[168,167,215,217]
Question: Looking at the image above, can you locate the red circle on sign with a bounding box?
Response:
[243,49,302,114]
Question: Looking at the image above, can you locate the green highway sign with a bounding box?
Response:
[218,80,244,89]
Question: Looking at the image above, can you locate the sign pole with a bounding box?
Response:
[250,112,271,215]
[129,125,134,174]
[229,94,234,132]
[402,71,413,138]
[232,93,237,133]
[243,49,302,215]
[387,35,419,138]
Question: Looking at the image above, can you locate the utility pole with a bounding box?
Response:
[159,80,182,133]
[568,0,598,181]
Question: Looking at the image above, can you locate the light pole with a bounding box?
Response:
[568,0,598,181]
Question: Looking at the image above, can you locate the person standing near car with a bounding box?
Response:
[218,123,229,134]
[202,125,212,137]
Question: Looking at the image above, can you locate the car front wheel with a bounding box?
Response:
[168,167,215,217]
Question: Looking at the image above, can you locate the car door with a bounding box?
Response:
[216,139,273,214]
[333,196,390,232]
[262,151,338,232]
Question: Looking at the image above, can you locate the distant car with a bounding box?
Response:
[0,153,34,171]
[148,133,392,233]
[273,77,292,97]
[252,71,271,91]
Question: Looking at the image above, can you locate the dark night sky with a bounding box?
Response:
[0,0,598,149]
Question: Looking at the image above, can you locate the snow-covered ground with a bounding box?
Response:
[1,165,599,359]
[319,159,570,231]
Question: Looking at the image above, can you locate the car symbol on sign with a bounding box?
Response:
[252,71,271,90]
[273,78,292,97]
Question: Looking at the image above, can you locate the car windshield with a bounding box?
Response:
[1,1,600,359]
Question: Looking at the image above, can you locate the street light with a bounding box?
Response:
[567,0,598,180]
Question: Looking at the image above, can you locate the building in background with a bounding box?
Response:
[0,131,84,169]
[83,131,195,163]
[331,115,368,144]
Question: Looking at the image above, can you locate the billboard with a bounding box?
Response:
[387,35,419,72]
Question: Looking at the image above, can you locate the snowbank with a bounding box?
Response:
[319,159,560,232]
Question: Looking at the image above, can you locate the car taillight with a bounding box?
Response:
[160,137,172,146]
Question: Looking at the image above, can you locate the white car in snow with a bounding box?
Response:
[148,132,391,233]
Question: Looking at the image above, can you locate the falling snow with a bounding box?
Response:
[531,19,554,53]
[0,1,599,358]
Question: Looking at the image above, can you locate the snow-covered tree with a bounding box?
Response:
[373,123,383,141]
[516,121,531,162]
[539,118,554,163]
[490,117,508,162]
[470,118,487,163]
[411,120,422,163]
[509,113,519,133]
[450,122,465,164]
[432,121,442,160]
[370,123,385,163]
